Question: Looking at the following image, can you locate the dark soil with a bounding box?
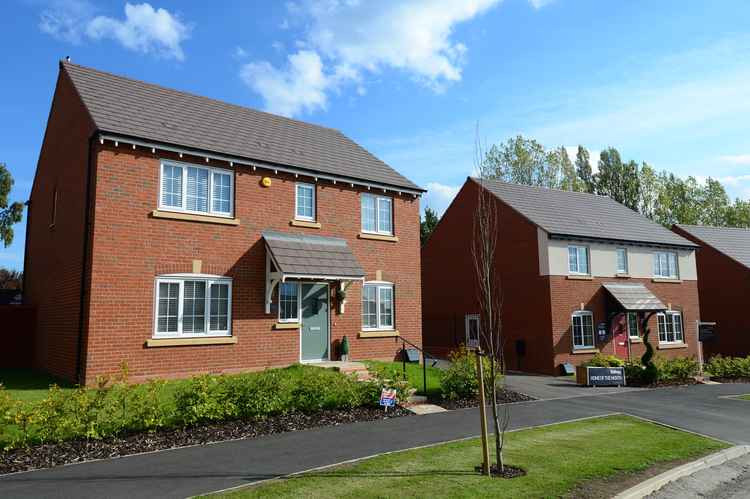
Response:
[433,389,535,410]
[0,405,411,476]
[474,464,527,478]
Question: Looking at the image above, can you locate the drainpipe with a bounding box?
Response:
[75,135,95,385]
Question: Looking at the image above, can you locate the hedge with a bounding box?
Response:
[705,355,750,379]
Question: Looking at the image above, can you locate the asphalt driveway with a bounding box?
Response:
[505,372,644,400]
[1,383,748,499]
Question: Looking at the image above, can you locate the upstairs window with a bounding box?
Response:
[616,248,628,274]
[653,251,678,279]
[361,194,393,235]
[160,161,233,217]
[568,245,589,274]
[155,276,232,337]
[572,310,594,349]
[362,282,394,330]
[657,311,683,343]
[295,183,315,221]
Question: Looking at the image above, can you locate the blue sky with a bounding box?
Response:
[3,0,750,270]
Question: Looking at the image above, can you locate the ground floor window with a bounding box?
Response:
[465,314,480,348]
[279,281,300,322]
[572,310,594,349]
[362,282,394,330]
[155,275,232,337]
[657,311,683,343]
[627,312,639,339]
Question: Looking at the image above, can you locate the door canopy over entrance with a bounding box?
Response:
[602,282,666,312]
[263,230,365,313]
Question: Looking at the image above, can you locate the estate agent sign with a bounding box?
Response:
[576,366,626,387]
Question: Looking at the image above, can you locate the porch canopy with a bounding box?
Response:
[263,230,365,313]
[602,282,666,312]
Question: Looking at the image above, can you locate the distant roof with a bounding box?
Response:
[675,224,750,269]
[603,283,666,311]
[61,61,422,192]
[473,178,696,248]
[263,230,365,279]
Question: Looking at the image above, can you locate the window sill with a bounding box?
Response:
[571,348,599,354]
[615,273,630,278]
[359,330,400,338]
[657,342,688,350]
[145,336,237,347]
[566,274,593,281]
[151,209,240,226]
[629,337,643,343]
[359,232,399,242]
[290,219,321,229]
[273,322,300,330]
[652,278,682,284]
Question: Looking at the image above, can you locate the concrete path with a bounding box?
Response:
[1,383,748,499]
[646,453,750,499]
[505,372,643,400]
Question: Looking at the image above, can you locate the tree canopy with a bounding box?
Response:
[481,136,750,229]
[0,163,24,247]
[420,206,439,245]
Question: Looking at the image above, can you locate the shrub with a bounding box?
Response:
[366,365,413,404]
[584,354,624,368]
[174,375,237,425]
[706,355,750,379]
[623,361,645,385]
[654,356,699,382]
[441,346,479,400]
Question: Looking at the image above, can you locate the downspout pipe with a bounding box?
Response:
[75,135,95,385]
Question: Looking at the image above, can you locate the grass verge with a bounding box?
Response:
[739,394,750,401]
[0,369,74,402]
[365,360,443,397]
[209,415,727,498]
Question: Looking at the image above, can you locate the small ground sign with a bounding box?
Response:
[380,388,397,409]
[576,366,626,387]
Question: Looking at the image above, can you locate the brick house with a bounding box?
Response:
[422,178,701,375]
[672,225,750,358]
[24,61,424,384]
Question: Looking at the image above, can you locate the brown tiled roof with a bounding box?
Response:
[61,61,422,192]
[603,283,666,311]
[263,230,365,279]
[474,178,696,248]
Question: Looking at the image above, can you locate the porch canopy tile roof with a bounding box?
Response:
[263,230,365,280]
[602,282,666,311]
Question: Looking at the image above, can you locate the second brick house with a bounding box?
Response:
[422,178,701,375]
[25,61,424,384]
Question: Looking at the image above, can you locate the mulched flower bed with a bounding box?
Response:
[474,464,527,478]
[432,389,535,410]
[0,405,411,476]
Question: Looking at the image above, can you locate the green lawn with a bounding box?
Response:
[210,415,727,499]
[365,360,443,398]
[739,394,750,401]
[0,369,75,402]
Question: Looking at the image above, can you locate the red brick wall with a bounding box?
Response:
[550,276,700,371]
[82,145,422,384]
[24,64,96,381]
[421,179,554,373]
[672,226,750,358]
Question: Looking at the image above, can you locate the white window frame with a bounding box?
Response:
[657,311,684,344]
[616,248,628,274]
[153,274,232,338]
[653,251,679,279]
[465,314,480,348]
[294,182,316,221]
[571,310,595,350]
[568,245,590,275]
[158,160,234,217]
[627,312,639,339]
[278,281,301,323]
[362,281,395,331]
[361,194,393,236]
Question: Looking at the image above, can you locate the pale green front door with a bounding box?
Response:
[301,283,329,361]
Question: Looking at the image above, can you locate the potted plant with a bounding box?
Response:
[340,335,350,362]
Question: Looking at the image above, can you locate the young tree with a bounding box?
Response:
[420,206,439,245]
[473,133,510,473]
[575,145,595,193]
[0,163,24,247]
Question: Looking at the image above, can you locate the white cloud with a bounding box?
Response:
[241,0,501,117]
[39,2,190,60]
[423,182,460,216]
[528,0,555,8]
[234,46,248,59]
[719,155,750,165]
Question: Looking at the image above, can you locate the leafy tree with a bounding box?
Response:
[575,145,595,193]
[0,163,23,247]
[484,135,555,188]
[725,199,750,227]
[420,207,439,245]
[697,178,730,226]
[638,162,659,220]
[556,146,580,191]
[0,268,22,290]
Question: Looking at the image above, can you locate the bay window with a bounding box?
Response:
[159,160,233,217]
[361,194,393,235]
[657,311,683,343]
[362,282,394,330]
[572,310,594,349]
[154,276,232,337]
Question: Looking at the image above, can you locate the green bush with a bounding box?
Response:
[623,361,645,385]
[584,354,624,368]
[441,346,479,400]
[706,355,750,379]
[654,356,699,382]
